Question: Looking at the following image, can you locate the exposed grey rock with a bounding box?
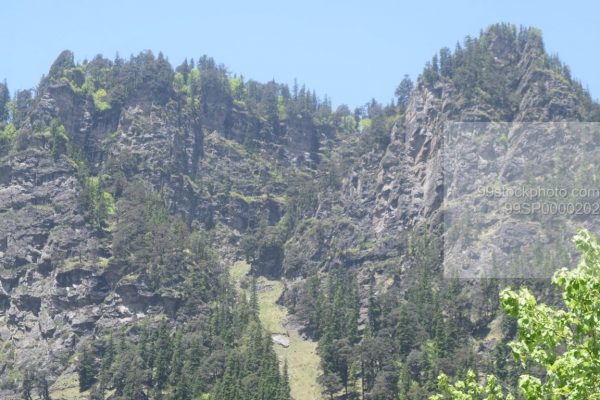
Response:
[272,333,290,348]
[39,309,56,338]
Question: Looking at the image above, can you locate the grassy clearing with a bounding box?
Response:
[230,260,251,284]
[49,371,86,400]
[230,261,322,400]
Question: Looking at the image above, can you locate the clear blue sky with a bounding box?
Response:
[2,0,598,108]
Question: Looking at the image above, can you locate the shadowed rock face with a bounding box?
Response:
[14,295,41,315]
[0,24,598,395]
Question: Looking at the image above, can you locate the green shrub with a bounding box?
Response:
[92,88,111,111]
[0,123,17,155]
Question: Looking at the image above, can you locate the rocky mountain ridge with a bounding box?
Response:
[0,23,599,399]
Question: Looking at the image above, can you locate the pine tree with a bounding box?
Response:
[396,304,416,356]
[215,352,242,400]
[367,285,381,334]
[153,320,172,390]
[301,274,322,336]
[250,275,259,319]
[0,80,9,122]
[173,367,192,400]
[12,89,32,128]
[123,356,146,400]
[318,372,342,400]
[111,335,130,394]
[21,369,34,400]
[344,276,360,344]
[331,280,346,335]
[35,372,51,400]
[136,324,150,369]
[439,47,453,77]
[78,345,97,391]
[89,384,105,400]
[169,330,184,386]
[278,360,291,400]
[394,75,413,111]
[98,334,114,390]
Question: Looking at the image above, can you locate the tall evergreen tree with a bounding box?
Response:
[21,369,34,400]
[77,345,97,391]
[152,320,172,390]
[169,330,184,386]
[0,80,9,122]
[250,275,259,319]
[394,75,414,111]
[35,372,51,400]
[279,360,291,400]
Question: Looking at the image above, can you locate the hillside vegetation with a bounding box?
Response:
[0,23,599,399]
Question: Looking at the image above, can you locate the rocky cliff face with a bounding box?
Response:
[0,24,599,398]
[0,143,107,372]
[279,23,599,361]
[0,51,321,394]
[373,26,592,236]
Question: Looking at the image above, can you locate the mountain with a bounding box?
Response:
[0,23,598,399]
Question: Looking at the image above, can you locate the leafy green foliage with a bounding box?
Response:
[431,370,514,400]
[50,119,69,159]
[359,117,372,132]
[92,88,111,111]
[0,123,16,156]
[355,98,399,151]
[80,176,115,229]
[432,229,600,400]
